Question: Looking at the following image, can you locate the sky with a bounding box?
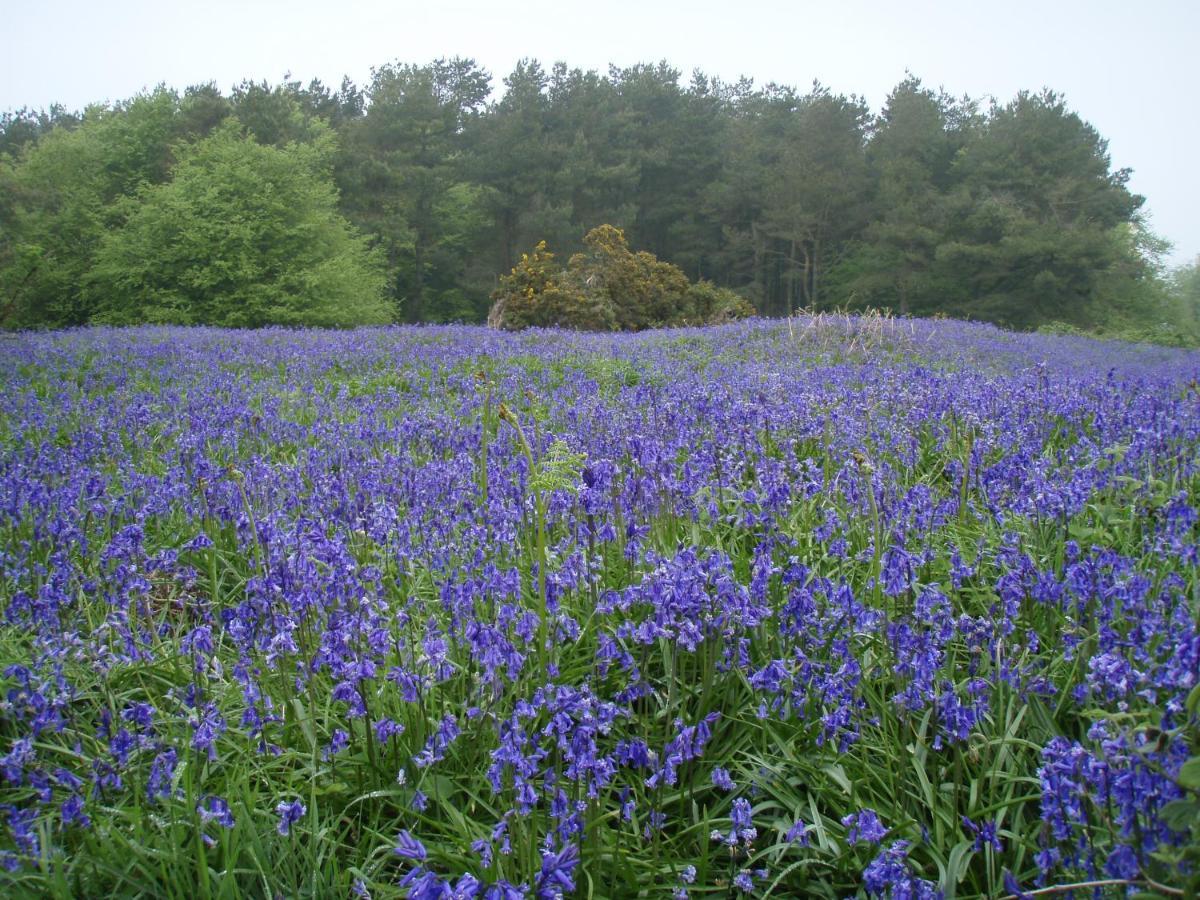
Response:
[4,0,1198,266]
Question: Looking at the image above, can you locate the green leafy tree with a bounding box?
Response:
[760,84,872,313]
[700,77,770,306]
[290,76,365,130]
[177,83,232,141]
[707,82,871,314]
[835,76,975,315]
[338,58,490,322]
[936,90,1147,330]
[2,64,1183,338]
[85,120,389,327]
[229,80,327,147]
[546,64,639,249]
[0,104,80,158]
[0,89,183,327]
[469,59,562,275]
[1171,256,1200,333]
[685,280,756,324]
[614,63,727,274]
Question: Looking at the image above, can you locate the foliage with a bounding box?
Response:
[685,279,757,324]
[337,58,491,323]
[1154,687,1200,898]
[565,223,691,330]
[1168,255,1200,337]
[490,225,753,330]
[85,121,390,327]
[933,90,1148,331]
[0,105,80,158]
[832,77,973,316]
[1,63,1191,338]
[486,240,611,331]
[0,90,186,328]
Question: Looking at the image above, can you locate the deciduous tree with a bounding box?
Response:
[86,121,390,327]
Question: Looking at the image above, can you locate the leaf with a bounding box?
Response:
[1160,798,1200,831]
[942,840,974,900]
[530,440,585,495]
[822,763,852,795]
[292,699,317,752]
[1186,683,1200,715]
[312,781,350,797]
[1179,758,1200,791]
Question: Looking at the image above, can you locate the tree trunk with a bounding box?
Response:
[788,239,799,314]
[811,236,821,311]
[502,208,515,273]
[751,221,764,313]
[799,244,812,310]
[411,236,426,322]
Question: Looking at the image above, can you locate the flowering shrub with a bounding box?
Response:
[0,317,1197,896]
[489,225,753,330]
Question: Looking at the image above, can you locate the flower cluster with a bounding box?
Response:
[0,319,1196,895]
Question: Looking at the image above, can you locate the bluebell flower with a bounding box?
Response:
[395,829,427,861]
[197,795,235,829]
[536,842,579,898]
[60,794,90,828]
[785,819,810,846]
[862,841,940,898]
[962,815,1003,852]
[843,808,888,845]
[275,798,305,835]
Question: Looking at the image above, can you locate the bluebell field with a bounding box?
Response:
[0,317,1197,898]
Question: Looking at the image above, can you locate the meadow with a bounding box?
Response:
[0,317,1197,898]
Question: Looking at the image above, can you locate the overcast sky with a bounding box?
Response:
[4,0,1197,266]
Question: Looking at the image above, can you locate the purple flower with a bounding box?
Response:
[785,819,810,846]
[962,815,1003,852]
[843,808,888,845]
[184,533,214,552]
[395,829,427,861]
[862,841,939,898]
[374,718,405,744]
[197,795,235,829]
[146,748,178,802]
[1003,870,1032,899]
[537,842,579,898]
[190,704,226,760]
[323,729,350,759]
[712,797,758,846]
[275,798,305,836]
[61,794,90,828]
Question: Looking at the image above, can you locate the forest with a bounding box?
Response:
[2,58,1198,341]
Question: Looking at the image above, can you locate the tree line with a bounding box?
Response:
[1,59,1196,340]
